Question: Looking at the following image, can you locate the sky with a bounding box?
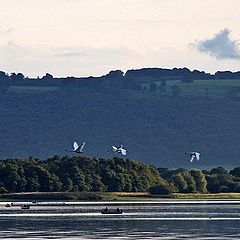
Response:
[0,0,240,77]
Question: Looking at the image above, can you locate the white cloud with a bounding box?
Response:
[53,46,140,60]
[192,28,240,60]
[0,28,13,36]
[0,42,142,77]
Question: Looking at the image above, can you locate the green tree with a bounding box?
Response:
[172,173,188,192]
[205,175,220,193]
[230,167,240,178]
[191,169,208,193]
[61,176,73,191]
[24,165,41,192]
[0,71,10,93]
[149,184,172,195]
[210,167,228,175]
[42,73,54,80]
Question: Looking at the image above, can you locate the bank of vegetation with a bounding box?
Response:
[0,156,240,198]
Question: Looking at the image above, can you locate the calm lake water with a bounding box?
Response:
[0,200,240,239]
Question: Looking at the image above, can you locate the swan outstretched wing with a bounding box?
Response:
[190,154,195,162]
[195,153,200,161]
[112,146,117,151]
[79,141,86,152]
[73,141,79,151]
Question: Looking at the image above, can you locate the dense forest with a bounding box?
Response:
[0,156,240,195]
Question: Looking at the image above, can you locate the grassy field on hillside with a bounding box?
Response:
[8,86,60,93]
[7,79,240,99]
[142,79,240,99]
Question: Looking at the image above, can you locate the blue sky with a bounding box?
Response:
[0,0,240,77]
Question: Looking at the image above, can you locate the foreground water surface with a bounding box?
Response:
[0,200,240,239]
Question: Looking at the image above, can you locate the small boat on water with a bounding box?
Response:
[21,204,30,210]
[101,207,123,214]
[5,203,11,208]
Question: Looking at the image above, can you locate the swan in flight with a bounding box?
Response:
[111,144,127,156]
[185,152,200,162]
[65,141,85,153]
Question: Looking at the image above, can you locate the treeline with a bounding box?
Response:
[0,156,165,194]
[156,167,240,195]
[1,68,240,92]
[0,156,240,195]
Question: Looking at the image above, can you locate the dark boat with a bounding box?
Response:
[21,204,30,210]
[5,203,11,208]
[101,208,123,214]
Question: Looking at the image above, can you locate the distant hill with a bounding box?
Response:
[2,67,240,90]
[0,67,240,168]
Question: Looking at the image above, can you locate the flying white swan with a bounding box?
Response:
[111,144,127,156]
[65,141,85,153]
[185,152,200,162]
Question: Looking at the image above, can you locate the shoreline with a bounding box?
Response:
[1,192,240,201]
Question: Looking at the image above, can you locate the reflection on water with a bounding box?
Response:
[0,202,240,239]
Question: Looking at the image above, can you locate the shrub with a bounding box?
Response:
[149,184,172,195]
